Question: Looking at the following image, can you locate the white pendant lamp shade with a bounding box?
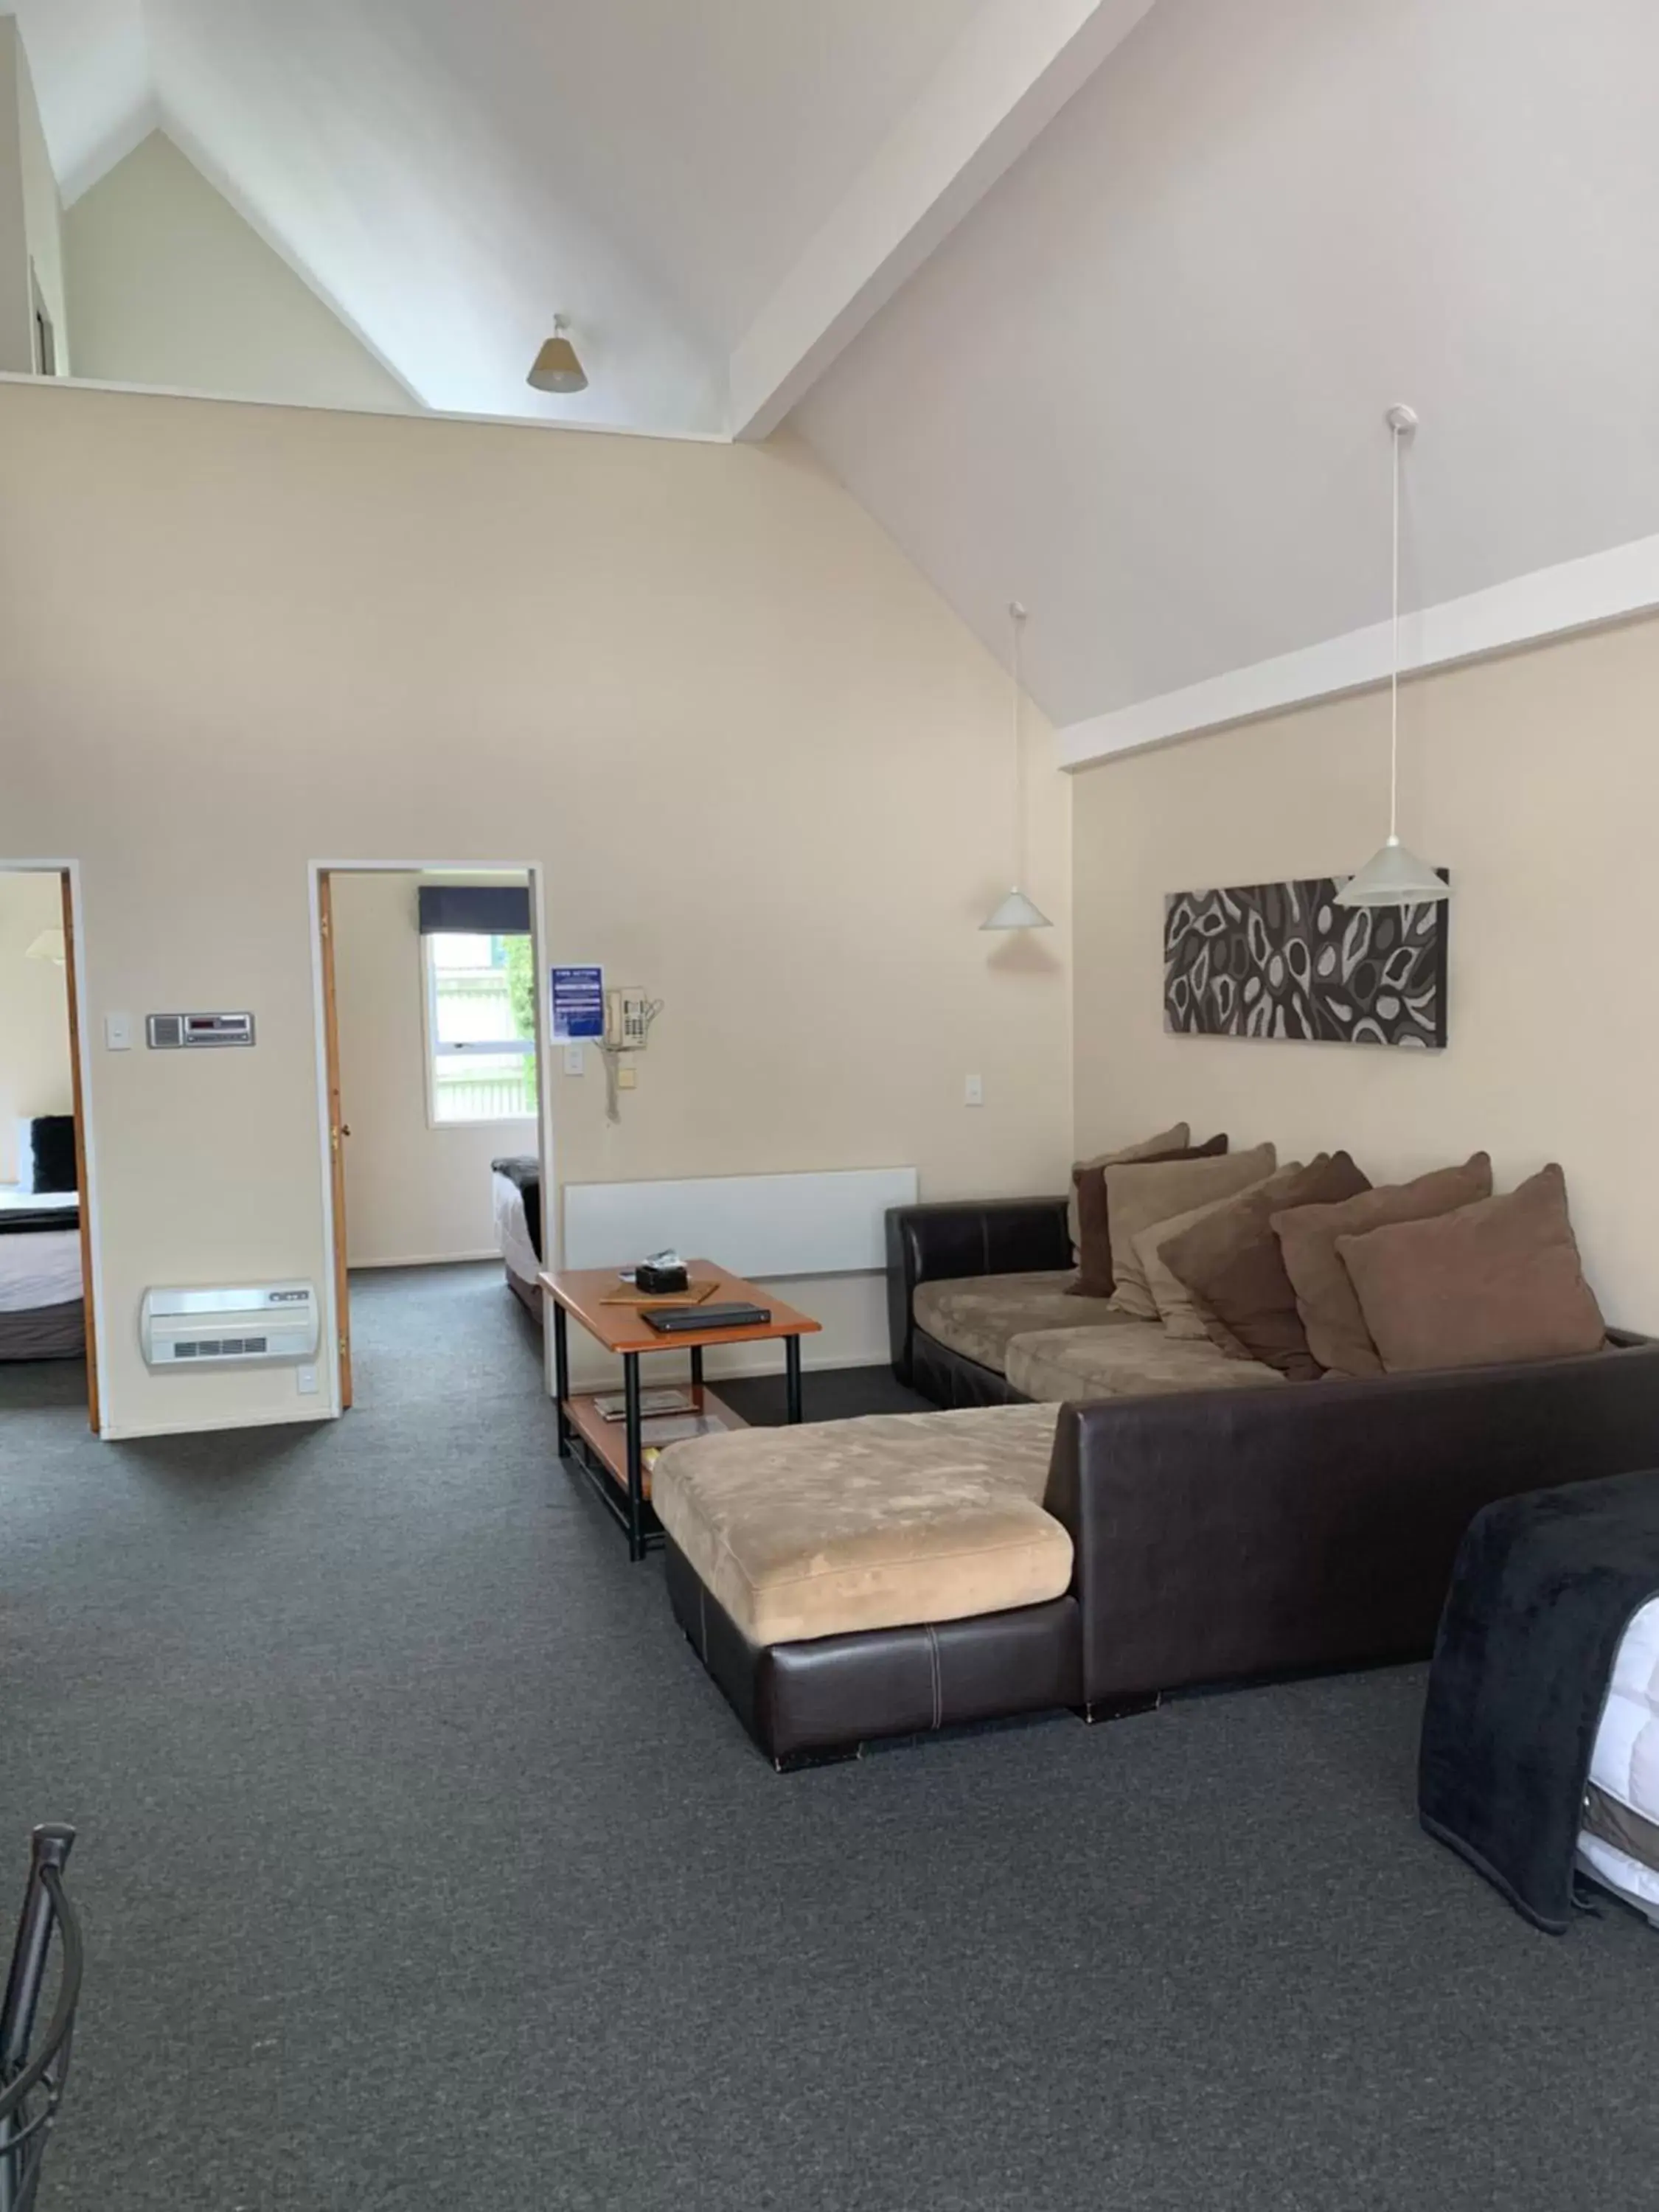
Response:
[981,888,1051,931]
[1335,405,1450,910]
[980,601,1052,931]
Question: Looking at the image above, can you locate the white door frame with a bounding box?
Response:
[305,858,553,1419]
[0,858,108,1434]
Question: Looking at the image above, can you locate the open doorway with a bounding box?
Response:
[0,864,101,1432]
[311,864,549,1412]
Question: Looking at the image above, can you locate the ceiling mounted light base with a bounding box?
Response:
[1334,835,1449,908]
[527,316,588,394]
[981,886,1052,932]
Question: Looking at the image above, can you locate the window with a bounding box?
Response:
[425,932,538,1123]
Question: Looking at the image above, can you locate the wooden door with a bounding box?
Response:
[58,874,100,1435]
[317,872,353,1408]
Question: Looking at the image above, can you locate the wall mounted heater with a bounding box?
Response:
[140,1283,319,1368]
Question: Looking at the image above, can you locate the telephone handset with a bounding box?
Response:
[603,990,657,1051]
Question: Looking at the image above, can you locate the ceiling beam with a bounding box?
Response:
[1056,527,1659,771]
[727,0,1158,442]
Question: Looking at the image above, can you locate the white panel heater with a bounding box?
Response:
[561,1169,919,1277]
[141,1282,320,1368]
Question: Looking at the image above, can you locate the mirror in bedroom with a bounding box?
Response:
[0,865,97,1431]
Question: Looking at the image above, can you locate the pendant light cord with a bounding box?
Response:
[1009,601,1027,886]
[1389,419,1402,841]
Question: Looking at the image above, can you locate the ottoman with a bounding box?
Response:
[652,1404,1082,1766]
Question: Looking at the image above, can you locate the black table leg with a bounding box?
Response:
[624,1351,645,1561]
[689,1344,703,1395]
[552,1299,571,1452]
[785,1334,803,1424]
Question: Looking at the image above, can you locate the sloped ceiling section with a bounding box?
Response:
[14,0,990,432]
[794,0,1659,736]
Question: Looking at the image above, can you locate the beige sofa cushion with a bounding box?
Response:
[1004,1320,1287,1405]
[913,1270,1128,1374]
[1105,1144,1278,1321]
[650,1404,1070,1646]
[1067,1121,1190,1257]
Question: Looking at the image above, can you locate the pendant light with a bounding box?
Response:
[981,602,1052,931]
[1335,405,1449,908]
[527,316,588,394]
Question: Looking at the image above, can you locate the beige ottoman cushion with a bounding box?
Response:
[1005,1322,1287,1405]
[913,1270,1130,1374]
[651,1404,1070,1646]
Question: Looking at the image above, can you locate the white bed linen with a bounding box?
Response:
[1577,1596,1659,1924]
[0,1228,83,1312]
[493,1172,540,1287]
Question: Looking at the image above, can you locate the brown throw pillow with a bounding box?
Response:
[1273,1154,1494,1377]
[1067,1122,1190,1259]
[1133,1175,1283,1341]
[1159,1153,1371,1375]
[1070,1136,1228,1299]
[1105,1144,1276,1320]
[1335,1164,1605,1375]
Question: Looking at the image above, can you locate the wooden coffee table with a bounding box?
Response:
[540,1260,822,1560]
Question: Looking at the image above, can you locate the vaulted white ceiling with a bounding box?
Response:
[795,0,1659,736]
[17,0,1659,746]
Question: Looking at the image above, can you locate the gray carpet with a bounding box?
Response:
[2,1263,1653,2211]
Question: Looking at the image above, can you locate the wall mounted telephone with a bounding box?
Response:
[604,990,657,1051]
[600,989,661,1122]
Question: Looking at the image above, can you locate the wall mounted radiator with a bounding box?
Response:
[561,1168,918,1277]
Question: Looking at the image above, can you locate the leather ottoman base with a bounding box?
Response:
[664,1533,1082,1767]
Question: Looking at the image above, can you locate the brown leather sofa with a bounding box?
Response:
[663,1329,1659,1767]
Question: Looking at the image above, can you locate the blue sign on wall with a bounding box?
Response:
[550,966,604,1041]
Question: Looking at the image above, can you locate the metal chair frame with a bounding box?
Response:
[0,1828,82,2212]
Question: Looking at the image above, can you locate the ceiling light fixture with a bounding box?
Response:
[981,601,1052,932]
[1335,404,1449,909]
[527,315,588,395]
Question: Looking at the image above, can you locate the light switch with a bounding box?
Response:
[296,1364,319,1397]
[617,1063,638,1091]
[104,1012,133,1051]
[563,1043,586,1076]
[964,1074,984,1107]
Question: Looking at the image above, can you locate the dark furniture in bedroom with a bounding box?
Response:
[663,1335,1659,1764]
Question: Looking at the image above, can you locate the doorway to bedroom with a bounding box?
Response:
[0,863,101,1433]
[312,864,550,1413]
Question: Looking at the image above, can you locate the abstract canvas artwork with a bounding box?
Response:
[1164,875,1448,1048]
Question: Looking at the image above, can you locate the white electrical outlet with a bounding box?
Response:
[617,1064,638,1091]
[563,1043,585,1075]
[964,1074,984,1107]
[296,1364,319,1396]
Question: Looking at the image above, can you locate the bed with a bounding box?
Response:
[491,1155,543,1323]
[1578,1598,1659,1926]
[0,1190,85,1361]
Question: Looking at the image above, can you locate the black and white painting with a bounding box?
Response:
[1164,876,1448,1048]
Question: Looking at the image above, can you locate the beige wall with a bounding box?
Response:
[331,872,536,1267]
[7,380,1071,1436]
[1072,613,1659,1329]
[0,872,73,1186]
[66,132,416,412]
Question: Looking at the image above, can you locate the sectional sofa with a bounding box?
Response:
[886,1193,1284,1408]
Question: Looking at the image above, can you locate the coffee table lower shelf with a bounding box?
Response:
[560,1388,745,1553]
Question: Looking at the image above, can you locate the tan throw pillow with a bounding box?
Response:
[1273,1154,1494,1377]
[1105,1144,1278,1321]
[1158,1153,1372,1376]
[1067,1121,1190,1259]
[1335,1164,1605,1375]
[1071,1135,1228,1299]
[1134,1175,1281,1340]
